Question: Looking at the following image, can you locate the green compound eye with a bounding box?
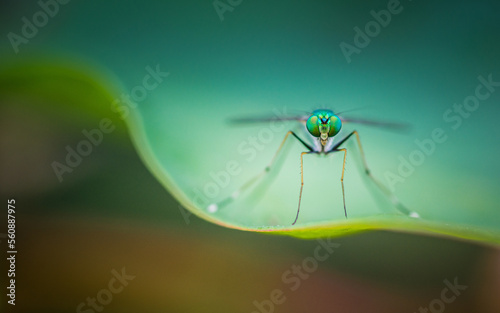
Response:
[328,116,342,136]
[306,115,320,137]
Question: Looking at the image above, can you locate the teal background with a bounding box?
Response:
[1,0,500,312]
[2,1,499,227]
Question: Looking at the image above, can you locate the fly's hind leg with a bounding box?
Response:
[207,131,314,217]
[328,130,419,218]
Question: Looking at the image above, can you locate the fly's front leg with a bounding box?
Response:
[325,148,348,218]
[292,151,316,225]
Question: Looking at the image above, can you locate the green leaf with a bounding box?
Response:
[0,57,128,137]
[3,60,499,245]
[121,80,500,245]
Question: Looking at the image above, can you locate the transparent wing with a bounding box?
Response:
[228,114,308,124]
[228,111,410,131]
[339,116,410,131]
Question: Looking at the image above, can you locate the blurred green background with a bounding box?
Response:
[1,0,499,312]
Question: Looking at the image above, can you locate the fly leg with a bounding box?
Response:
[292,151,316,225]
[324,148,348,218]
[208,131,315,218]
[327,130,418,218]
